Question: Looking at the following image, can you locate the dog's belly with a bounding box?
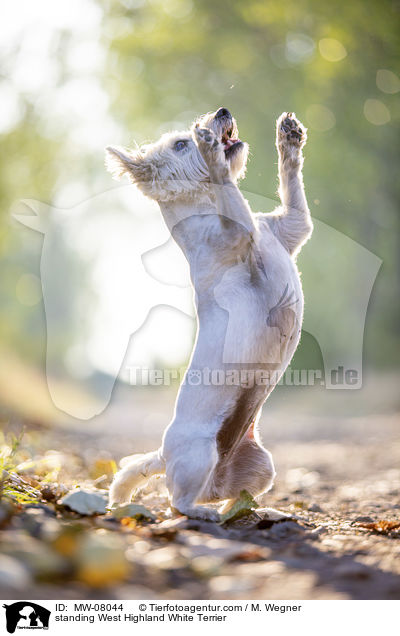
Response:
[163,227,304,461]
[164,281,302,461]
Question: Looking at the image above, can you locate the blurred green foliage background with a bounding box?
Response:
[0,0,399,422]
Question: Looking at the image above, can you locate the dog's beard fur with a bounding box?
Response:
[105,110,249,202]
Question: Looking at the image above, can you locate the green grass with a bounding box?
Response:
[0,429,42,505]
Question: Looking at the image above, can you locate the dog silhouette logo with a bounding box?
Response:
[3,602,50,633]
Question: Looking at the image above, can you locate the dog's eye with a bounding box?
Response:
[173,140,187,152]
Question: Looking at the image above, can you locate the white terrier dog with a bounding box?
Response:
[106,107,313,520]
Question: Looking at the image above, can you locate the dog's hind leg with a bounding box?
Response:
[214,436,276,510]
[109,450,165,507]
[164,436,220,521]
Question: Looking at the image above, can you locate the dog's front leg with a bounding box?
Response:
[194,125,256,237]
[272,112,313,255]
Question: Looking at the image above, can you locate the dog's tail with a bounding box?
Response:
[109,449,165,507]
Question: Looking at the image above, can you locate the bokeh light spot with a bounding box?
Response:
[376,69,400,94]
[319,38,347,62]
[306,104,336,131]
[364,99,390,125]
[285,33,315,65]
[162,0,193,19]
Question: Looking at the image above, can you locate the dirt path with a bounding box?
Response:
[1,383,399,600]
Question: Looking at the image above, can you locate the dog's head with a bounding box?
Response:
[105,107,249,202]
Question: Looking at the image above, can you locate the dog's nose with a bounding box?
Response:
[215,107,231,119]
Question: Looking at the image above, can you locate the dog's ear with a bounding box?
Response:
[105,146,154,184]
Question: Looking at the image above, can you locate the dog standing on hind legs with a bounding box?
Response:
[106,107,313,520]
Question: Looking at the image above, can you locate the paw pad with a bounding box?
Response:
[277,112,306,149]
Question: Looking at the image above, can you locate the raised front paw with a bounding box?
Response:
[276,112,307,163]
[194,125,229,182]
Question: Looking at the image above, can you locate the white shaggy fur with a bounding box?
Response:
[106,108,313,520]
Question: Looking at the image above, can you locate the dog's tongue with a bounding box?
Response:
[224,137,240,149]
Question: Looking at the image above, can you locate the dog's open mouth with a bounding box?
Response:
[221,125,242,157]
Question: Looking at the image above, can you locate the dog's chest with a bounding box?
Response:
[210,236,303,365]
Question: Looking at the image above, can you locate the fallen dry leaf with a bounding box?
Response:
[89,458,117,481]
[356,519,400,534]
[112,503,156,522]
[219,490,258,524]
[75,532,130,587]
